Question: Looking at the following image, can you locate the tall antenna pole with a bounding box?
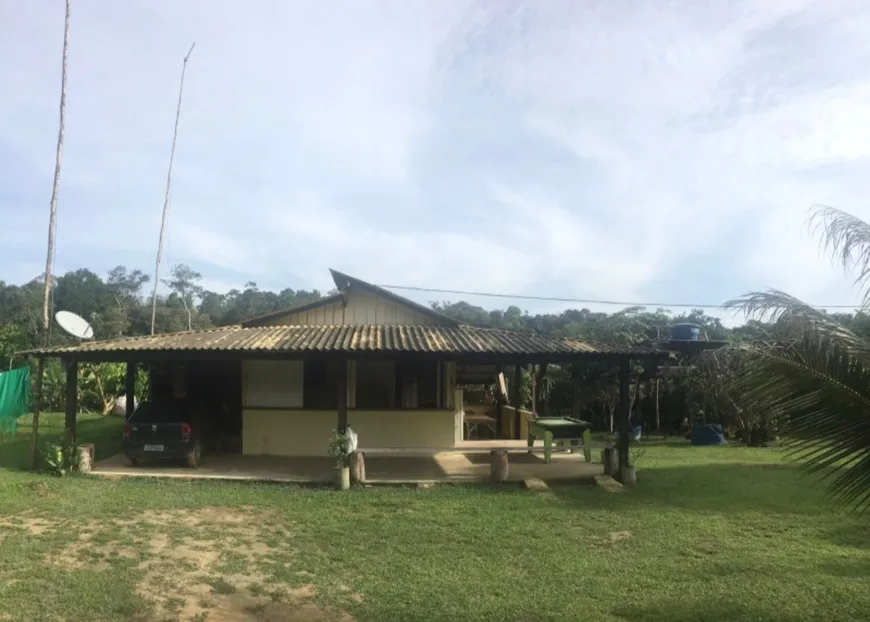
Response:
[150,42,196,335]
[32,0,72,469]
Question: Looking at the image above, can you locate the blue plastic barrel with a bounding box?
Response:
[631,425,642,441]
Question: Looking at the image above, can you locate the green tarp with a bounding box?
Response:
[0,367,30,439]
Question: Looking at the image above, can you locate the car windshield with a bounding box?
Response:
[130,400,190,423]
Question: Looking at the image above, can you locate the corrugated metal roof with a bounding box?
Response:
[28,324,659,357]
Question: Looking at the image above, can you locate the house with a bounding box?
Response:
[30,270,665,461]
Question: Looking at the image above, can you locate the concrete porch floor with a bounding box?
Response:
[90,441,602,485]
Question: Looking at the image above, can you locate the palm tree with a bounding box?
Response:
[726,205,870,514]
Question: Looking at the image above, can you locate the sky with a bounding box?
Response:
[2,0,870,325]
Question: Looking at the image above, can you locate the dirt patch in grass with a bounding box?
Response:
[37,507,355,621]
[608,530,632,543]
[0,516,56,536]
[585,530,633,550]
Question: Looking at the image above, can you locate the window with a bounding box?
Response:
[303,360,340,409]
[351,360,440,409]
[244,360,303,408]
[355,360,395,409]
[397,360,439,408]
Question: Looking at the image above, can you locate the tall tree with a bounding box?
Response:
[104,265,149,337]
[149,42,196,335]
[727,205,870,514]
[163,264,203,331]
[32,0,72,469]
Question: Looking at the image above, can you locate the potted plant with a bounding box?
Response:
[328,430,351,490]
[621,445,645,485]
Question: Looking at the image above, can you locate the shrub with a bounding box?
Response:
[41,440,81,476]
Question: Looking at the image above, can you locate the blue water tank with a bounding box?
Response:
[670,323,701,341]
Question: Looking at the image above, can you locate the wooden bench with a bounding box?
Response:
[350,444,614,484]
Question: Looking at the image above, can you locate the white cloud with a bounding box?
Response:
[2,0,870,323]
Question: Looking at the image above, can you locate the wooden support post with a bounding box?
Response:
[64,358,78,445]
[582,429,592,463]
[125,362,136,418]
[655,378,661,434]
[29,356,46,470]
[495,363,504,438]
[602,446,619,475]
[632,371,642,434]
[335,360,351,492]
[490,449,509,482]
[617,357,631,479]
[536,363,549,417]
[571,362,581,420]
[336,359,348,434]
[530,365,537,416]
[512,364,522,440]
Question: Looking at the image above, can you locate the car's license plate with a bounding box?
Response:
[143,444,164,452]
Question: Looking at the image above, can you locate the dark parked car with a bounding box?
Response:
[122,398,216,468]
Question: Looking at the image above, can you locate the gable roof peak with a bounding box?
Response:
[328,268,458,326]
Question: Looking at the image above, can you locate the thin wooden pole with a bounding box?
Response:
[32,0,71,470]
[150,42,196,335]
[530,364,537,416]
[65,358,78,445]
[512,364,522,439]
[30,357,45,469]
[617,358,631,477]
[571,362,581,419]
[495,363,504,438]
[125,362,136,418]
[336,360,348,434]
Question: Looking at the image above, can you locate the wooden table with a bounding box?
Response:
[464,414,498,440]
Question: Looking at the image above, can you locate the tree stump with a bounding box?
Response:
[490,449,509,482]
[350,451,366,484]
[78,443,95,474]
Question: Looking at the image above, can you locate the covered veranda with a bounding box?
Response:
[27,324,668,484]
[87,440,603,484]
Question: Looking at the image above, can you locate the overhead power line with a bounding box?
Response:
[377,284,864,310]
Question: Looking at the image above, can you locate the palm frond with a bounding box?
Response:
[724,290,870,362]
[810,204,870,307]
[737,333,870,515]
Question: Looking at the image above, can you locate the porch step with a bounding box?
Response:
[594,475,624,493]
[524,478,549,491]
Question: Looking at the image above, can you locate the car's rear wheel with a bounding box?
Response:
[186,441,202,468]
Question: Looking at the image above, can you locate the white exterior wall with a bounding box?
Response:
[242,409,456,456]
[240,358,459,456]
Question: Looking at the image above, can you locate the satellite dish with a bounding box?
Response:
[55,311,95,340]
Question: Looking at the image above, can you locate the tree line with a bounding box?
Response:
[0,261,781,366]
[1,258,869,452]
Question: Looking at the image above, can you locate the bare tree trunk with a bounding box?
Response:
[31,0,71,470]
[150,42,196,335]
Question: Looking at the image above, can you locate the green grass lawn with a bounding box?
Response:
[0,413,123,470]
[0,441,868,621]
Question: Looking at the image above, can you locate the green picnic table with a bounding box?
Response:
[527,417,593,463]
